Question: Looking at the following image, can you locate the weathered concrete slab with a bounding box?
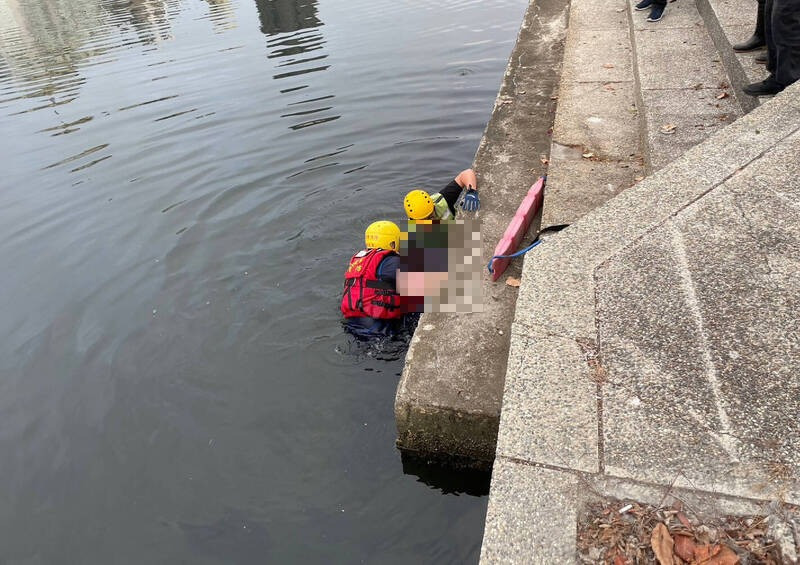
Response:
[497,331,600,472]
[552,81,640,158]
[707,0,756,29]
[641,86,739,170]
[627,0,752,173]
[542,146,642,226]
[600,128,800,503]
[395,0,569,467]
[481,460,578,564]
[562,28,632,83]
[570,0,628,31]
[544,0,643,228]
[634,28,729,91]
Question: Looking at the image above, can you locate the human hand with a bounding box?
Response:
[462,187,480,212]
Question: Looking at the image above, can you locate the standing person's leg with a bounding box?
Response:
[744,0,798,95]
[733,0,767,52]
[772,0,800,88]
[765,0,776,74]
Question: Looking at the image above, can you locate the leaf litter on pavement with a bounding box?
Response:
[577,498,787,564]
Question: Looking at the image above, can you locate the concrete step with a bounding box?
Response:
[481,77,800,565]
[626,0,744,171]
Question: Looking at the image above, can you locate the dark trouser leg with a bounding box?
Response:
[772,0,800,87]
[652,0,666,6]
[733,0,767,51]
[765,0,776,73]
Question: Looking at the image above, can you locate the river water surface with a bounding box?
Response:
[0,0,526,562]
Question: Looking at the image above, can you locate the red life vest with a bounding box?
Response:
[341,248,403,320]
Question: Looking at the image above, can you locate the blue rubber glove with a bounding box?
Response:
[462,187,480,212]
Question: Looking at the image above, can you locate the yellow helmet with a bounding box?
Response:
[365,220,401,251]
[404,189,434,220]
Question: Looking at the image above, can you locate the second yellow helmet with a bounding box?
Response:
[404,189,434,220]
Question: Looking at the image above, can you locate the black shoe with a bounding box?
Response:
[743,77,783,96]
[754,51,767,64]
[733,34,766,52]
[647,5,665,21]
[635,0,654,10]
[734,1,766,52]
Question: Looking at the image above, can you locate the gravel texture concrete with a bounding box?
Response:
[481,460,579,564]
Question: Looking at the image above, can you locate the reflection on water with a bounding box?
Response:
[0,0,528,561]
[0,0,333,131]
[255,0,321,35]
[204,0,238,33]
[255,0,339,131]
[105,0,178,44]
[402,453,492,497]
[0,0,103,102]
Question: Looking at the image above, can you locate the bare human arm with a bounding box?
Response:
[454,168,477,190]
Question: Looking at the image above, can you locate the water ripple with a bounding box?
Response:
[0,0,529,560]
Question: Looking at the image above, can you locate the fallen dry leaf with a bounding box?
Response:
[674,534,696,562]
[582,152,595,159]
[659,123,677,135]
[614,552,628,565]
[693,543,721,563]
[651,523,675,565]
[700,545,740,565]
[677,512,693,530]
[602,63,615,69]
[716,92,729,99]
[505,277,521,287]
[635,175,645,181]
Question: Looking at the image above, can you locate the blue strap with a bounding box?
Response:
[487,239,543,275]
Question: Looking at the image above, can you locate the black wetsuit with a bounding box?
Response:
[437,179,463,217]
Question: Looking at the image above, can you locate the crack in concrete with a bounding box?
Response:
[497,454,798,508]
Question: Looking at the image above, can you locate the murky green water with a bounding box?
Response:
[0,0,526,562]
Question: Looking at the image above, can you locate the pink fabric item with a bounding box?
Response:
[490,177,545,281]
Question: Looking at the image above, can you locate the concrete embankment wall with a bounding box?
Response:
[396,0,772,470]
[394,0,569,468]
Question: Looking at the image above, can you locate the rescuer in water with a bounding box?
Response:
[403,168,480,221]
[341,220,405,337]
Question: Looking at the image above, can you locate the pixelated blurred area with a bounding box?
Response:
[398,220,483,313]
